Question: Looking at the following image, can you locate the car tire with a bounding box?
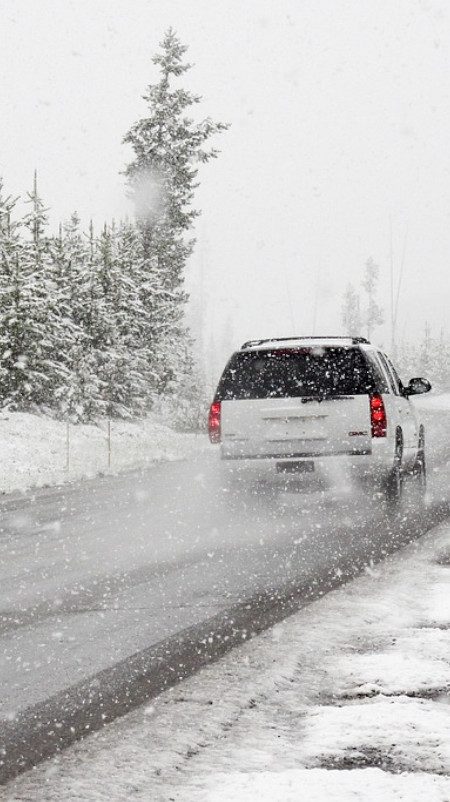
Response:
[385,430,403,507]
[412,427,426,499]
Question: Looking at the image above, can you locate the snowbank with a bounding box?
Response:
[208,768,449,801]
[413,391,450,412]
[0,410,207,495]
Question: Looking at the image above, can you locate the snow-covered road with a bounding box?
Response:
[0,399,449,781]
[4,506,450,800]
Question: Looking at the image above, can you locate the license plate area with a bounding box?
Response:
[276,460,314,474]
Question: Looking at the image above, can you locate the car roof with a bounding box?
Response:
[239,336,372,352]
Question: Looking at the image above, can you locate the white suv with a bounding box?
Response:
[208,336,431,504]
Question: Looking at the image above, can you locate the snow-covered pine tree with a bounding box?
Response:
[20,173,75,410]
[94,221,148,418]
[123,28,228,401]
[418,323,449,389]
[93,222,116,418]
[79,219,117,420]
[362,257,383,341]
[396,339,416,382]
[341,282,362,336]
[50,213,101,420]
[112,220,150,414]
[0,179,24,408]
[0,174,71,411]
[419,321,432,378]
[434,328,450,390]
[396,327,450,389]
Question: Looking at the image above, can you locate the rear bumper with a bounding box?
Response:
[219,442,393,490]
[221,447,371,459]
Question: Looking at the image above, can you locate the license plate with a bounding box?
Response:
[276,460,314,474]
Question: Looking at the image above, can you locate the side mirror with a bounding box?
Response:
[404,377,432,397]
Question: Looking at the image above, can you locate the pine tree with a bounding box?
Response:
[0,179,24,407]
[0,175,71,410]
[20,173,71,409]
[418,323,448,388]
[341,282,362,336]
[434,328,450,389]
[112,220,150,413]
[362,257,383,341]
[50,213,100,420]
[397,327,450,390]
[419,321,432,377]
[396,339,416,382]
[94,222,146,417]
[123,29,228,398]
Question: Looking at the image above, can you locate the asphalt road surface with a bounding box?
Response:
[1,406,449,782]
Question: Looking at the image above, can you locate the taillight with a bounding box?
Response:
[370,393,387,438]
[208,401,221,443]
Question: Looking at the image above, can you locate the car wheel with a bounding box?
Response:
[412,428,426,498]
[385,430,403,507]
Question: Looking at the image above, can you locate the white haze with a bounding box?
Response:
[130,168,165,223]
[0,0,449,381]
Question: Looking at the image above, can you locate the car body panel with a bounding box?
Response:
[220,395,372,460]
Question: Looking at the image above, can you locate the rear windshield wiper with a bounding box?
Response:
[300,393,354,403]
[300,394,328,403]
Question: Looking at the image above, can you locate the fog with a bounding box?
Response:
[1,0,449,378]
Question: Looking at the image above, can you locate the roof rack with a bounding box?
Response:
[240,336,370,350]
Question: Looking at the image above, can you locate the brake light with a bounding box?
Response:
[208,401,221,443]
[370,393,387,437]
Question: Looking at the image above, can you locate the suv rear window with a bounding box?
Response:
[216,347,377,400]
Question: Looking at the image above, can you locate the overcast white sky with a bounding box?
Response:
[1,0,449,377]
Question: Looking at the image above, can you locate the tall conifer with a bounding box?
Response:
[123,29,228,396]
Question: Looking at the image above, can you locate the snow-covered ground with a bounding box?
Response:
[413,391,450,412]
[4,518,449,801]
[0,411,206,495]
